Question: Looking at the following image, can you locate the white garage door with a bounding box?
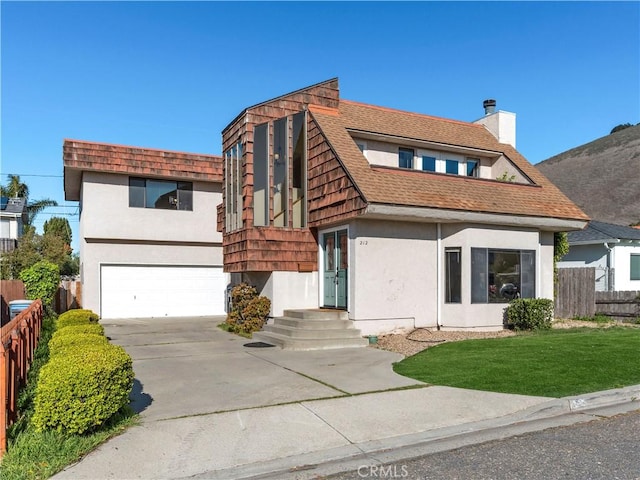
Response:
[101,265,226,319]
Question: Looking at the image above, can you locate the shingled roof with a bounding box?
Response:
[63,139,223,201]
[309,101,589,226]
[568,220,640,244]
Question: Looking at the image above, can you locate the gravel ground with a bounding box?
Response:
[372,319,618,357]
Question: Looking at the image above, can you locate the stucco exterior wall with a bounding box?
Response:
[439,224,551,329]
[337,221,552,334]
[78,171,224,314]
[347,219,438,334]
[81,171,222,243]
[246,271,319,317]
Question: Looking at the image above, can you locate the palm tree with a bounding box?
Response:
[1,174,58,226]
[0,174,29,198]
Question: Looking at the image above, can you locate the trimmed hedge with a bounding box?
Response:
[506,298,554,331]
[48,333,109,358]
[32,343,134,434]
[57,309,99,329]
[54,323,105,338]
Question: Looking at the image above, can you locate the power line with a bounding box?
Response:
[1,173,63,178]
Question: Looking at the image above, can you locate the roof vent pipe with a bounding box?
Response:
[483,99,496,115]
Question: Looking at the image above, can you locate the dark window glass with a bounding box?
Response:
[129,177,192,211]
[273,117,288,227]
[253,123,269,227]
[631,254,640,280]
[292,112,306,228]
[446,159,459,175]
[466,159,479,177]
[177,182,193,211]
[445,248,462,303]
[146,179,177,210]
[399,148,414,169]
[472,248,536,303]
[422,156,436,172]
[129,177,145,208]
[471,248,488,303]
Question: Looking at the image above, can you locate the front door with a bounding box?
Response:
[322,230,348,309]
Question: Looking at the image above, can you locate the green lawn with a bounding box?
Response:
[394,327,640,398]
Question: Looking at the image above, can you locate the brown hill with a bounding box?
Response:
[536,124,640,226]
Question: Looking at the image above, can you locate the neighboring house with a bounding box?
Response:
[63,140,225,319]
[557,220,640,291]
[0,196,26,253]
[218,78,588,334]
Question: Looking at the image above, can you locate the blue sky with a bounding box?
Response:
[2,1,639,252]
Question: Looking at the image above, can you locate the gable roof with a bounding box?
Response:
[568,220,640,244]
[63,139,223,201]
[308,101,589,228]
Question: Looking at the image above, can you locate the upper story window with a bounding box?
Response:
[399,148,414,169]
[252,111,307,229]
[631,254,640,280]
[225,142,243,232]
[422,156,436,172]
[445,159,459,175]
[466,159,479,177]
[129,177,192,211]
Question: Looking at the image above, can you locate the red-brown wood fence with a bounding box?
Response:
[0,299,43,457]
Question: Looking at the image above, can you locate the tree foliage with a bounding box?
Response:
[19,260,60,308]
[610,123,633,134]
[43,217,72,246]
[1,222,78,279]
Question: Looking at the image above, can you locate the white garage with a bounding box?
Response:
[100,265,227,319]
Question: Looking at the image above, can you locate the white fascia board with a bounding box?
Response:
[569,238,620,246]
[362,203,588,231]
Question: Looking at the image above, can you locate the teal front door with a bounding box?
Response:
[322,230,348,309]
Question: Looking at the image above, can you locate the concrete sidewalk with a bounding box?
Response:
[53,317,640,480]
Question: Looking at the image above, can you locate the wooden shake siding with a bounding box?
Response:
[221,80,339,273]
[307,117,367,226]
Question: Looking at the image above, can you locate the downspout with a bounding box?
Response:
[436,223,442,330]
[603,242,615,291]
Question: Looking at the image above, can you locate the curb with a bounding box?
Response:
[185,385,640,480]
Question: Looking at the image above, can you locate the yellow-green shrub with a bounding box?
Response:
[57,309,99,329]
[32,343,134,434]
[53,323,105,338]
[48,333,109,358]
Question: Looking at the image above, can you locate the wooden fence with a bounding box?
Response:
[0,299,43,456]
[55,279,82,314]
[596,291,640,321]
[555,267,596,319]
[0,280,26,326]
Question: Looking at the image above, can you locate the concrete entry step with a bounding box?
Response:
[255,309,367,350]
[283,309,349,320]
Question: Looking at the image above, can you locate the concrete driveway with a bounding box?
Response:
[102,316,421,422]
